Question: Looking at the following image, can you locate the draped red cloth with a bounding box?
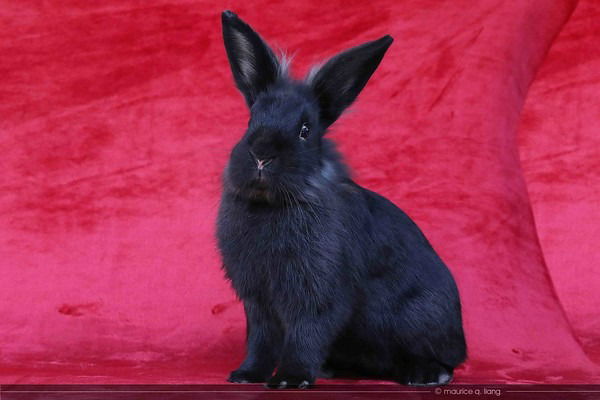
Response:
[1,0,599,384]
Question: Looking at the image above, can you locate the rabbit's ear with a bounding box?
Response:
[222,11,281,107]
[307,35,393,128]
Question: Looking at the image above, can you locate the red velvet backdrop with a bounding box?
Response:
[1,0,599,384]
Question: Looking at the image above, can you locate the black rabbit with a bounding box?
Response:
[216,10,466,389]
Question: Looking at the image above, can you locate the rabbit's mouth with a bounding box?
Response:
[251,170,269,186]
[245,185,274,203]
[241,176,273,201]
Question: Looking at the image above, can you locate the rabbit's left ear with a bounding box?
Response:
[222,11,281,107]
[307,35,393,128]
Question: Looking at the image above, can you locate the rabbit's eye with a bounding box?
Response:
[299,123,310,140]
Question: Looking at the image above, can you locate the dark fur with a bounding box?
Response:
[216,11,466,389]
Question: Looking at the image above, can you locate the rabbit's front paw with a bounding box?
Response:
[228,368,270,383]
[265,372,314,389]
[397,362,453,387]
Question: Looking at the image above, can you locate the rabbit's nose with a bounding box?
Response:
[256,158,274,170]
[248,150,275,170]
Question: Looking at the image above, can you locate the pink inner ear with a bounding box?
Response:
[1,0,599,385]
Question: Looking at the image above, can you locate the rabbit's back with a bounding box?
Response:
[335,183,467,368]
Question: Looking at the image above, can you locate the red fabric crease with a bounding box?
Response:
[0,0,598,384]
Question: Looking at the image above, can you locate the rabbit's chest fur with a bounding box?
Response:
[217,194,348,312]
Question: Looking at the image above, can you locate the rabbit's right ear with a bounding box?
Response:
[222,11,281,107]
